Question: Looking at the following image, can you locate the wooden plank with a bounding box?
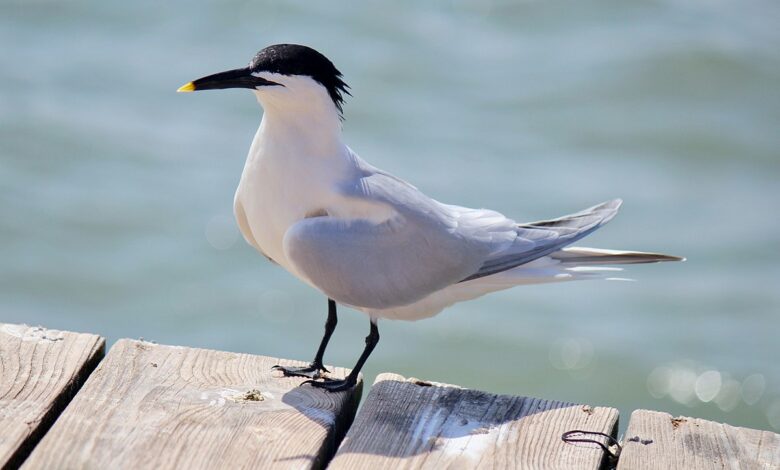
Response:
[618,409,780,470]
[329,373,619,469]
[21,339,361,470]
[0,323,105,470]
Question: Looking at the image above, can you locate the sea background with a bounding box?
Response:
[2,0,779,434]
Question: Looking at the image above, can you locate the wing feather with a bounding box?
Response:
[283,173,490,309]
[283,158,623,309]
[461,199,622,281]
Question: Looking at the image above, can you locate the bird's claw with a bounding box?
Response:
[300,377,356,392]
[271,363,328,379]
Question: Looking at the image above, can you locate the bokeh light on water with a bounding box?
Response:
[647,361,777,430]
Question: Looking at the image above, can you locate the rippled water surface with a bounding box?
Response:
[2,0,779,433]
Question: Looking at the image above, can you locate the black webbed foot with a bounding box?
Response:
[272,363,329,380]
[301,376,357,393]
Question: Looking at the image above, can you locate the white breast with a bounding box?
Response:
[231,77,384,287]
[233,119,357,277]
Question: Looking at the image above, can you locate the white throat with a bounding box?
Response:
[252,74,344,157]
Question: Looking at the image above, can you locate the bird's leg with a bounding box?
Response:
[303,319,379,392]
[272,298,338,379]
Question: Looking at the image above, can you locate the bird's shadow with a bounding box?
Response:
[281,376,617,462]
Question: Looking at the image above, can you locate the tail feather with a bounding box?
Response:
[552,247,685,265]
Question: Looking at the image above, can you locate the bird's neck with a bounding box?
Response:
[253,90,345,159]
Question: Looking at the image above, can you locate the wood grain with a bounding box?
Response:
[0,323,105,470]
[329,373,619,469]
[618,409,780,470]
[21,339,361,470]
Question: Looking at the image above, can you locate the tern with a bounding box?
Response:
[179,44,682,392]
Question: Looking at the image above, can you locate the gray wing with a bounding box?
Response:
[283,171,494,310]
[284,162,621,308]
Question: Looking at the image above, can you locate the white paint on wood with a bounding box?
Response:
[618,409,780,470]
[0,323,104,469]
[21,339,361,470]
[329,373,619,469]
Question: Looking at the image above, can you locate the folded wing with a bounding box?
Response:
[283,172,491,309]
[283,168,624,309]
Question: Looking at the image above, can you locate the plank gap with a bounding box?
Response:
[0,323,105,470]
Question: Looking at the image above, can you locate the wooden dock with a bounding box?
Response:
[1,323,777,469]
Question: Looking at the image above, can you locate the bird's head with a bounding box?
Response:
[178,44,350,117]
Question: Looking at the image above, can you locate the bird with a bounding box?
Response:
[178,44,682,392]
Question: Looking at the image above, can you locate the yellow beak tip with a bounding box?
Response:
[177,82,196,93]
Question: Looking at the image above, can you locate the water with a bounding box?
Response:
[2,0,779,434]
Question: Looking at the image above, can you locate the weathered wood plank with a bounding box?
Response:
[618,409,780,470]
[22,339,361,470]
[329,373,619,469]
[0,323,105,470]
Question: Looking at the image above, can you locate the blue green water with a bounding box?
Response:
[2,0,779,434]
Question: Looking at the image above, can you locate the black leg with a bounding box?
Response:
[272,299,338,379]
[312,299,338,367]
[304,319,379,392]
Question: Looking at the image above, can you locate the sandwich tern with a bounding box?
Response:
[179,44,682,391]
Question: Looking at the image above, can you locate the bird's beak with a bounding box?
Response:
[177,67,279,93]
